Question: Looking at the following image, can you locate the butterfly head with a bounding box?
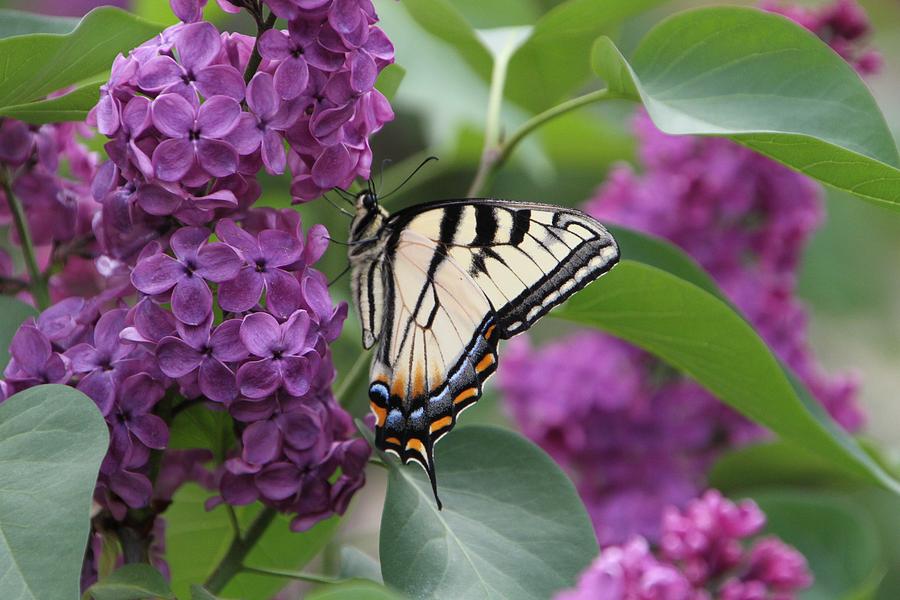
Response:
[355,189,379,213]
[349,189,388,247]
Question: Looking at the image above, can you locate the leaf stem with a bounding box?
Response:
[335,352,369,407]
[1,168,49,309]
[204,506,277,594]
[241,565,343,585]
[466,88,617,197]
[243,10,278,83]
[225,504,242,542]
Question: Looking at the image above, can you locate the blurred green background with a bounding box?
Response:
[4,0,899,446]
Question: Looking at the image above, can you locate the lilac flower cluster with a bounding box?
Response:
[557,491,812,600]
[0,118,101,301]
[499,0,871,545]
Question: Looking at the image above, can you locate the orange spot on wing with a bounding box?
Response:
[484,324,496,339]
[406,438,426,455]
[454,387,478,405]
[475,354,495,373]
[370,402,386,427]
[412,366,426,397]
[429,416,453,433]
[390,376,406,398]
[385,436,401,446]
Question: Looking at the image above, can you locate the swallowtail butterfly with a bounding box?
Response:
[348,190,619,508]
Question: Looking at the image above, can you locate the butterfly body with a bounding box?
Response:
[348,192,619,508]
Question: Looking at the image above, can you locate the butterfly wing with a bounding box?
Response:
[367,200,619,507]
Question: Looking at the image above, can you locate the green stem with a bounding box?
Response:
[335,352,369,407]
[241,565,343,585]
[225,504,242,542]
[466,88,617,197]
[1,169,49,309]
[204,507,277,594]
[466,40,513,198]
[243,10,278,83]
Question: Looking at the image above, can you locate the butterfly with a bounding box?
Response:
[347,187,619,508]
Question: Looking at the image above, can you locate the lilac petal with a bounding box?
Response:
[10,325,50,373]
[91,160,118,201]
[129,140,155,178]
[152,138,195,182]
[242,420,282,465]
[304,223,330,263]
[218,267,264,313]
[302,275,333,322]
[258,229,303,268]
[176,22,222,71]
[311,103,356,140]
[239,312,281,356]
[76,370,116,416]
[323,301,348,342]
[261,130,287,175]
[157,336,203,378]
[192,189,238,210]
[175,311,212,349]
[196,243,241,282]
[210,319,247,361]
[119,373,165,412]
[110,470,152,508]
[172,276,213,326]
[130,253,183,295]
[95,95,120,136]
[171,226,209,260]
[237,358,280,398]
[349,50,377,91]
[43,353,72,385]
[255,463,300,500]
[133,298,176,343]
[195,65,245,101]
[247,72,278,119]
[65,343,100,372]
[226,113,263,155]
[274,57,309,100]
[282,309,311,355]
[122,96,151,136]
[220,472,259,505]
[311,144,352,188]
[364,27,394,61]
[94,309,129,353]
[263,269,301,318]
[199,358,237,402]
[258,29,292,60]
[305,42,346,71]
[279,356,310,396]
[152,93,195,137]
[129,414,169,449]
[230,398,276,423]
[197,95,242,138]
[216,0,242,14]
[277,410,318,450]
[196,138,238,177]
[330,0,362,34]
[138,56,184,91]
[137,184,182,216]
[215,218,260,256]
[170,0,203,22]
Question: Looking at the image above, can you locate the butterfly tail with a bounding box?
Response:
[425,447,443,511]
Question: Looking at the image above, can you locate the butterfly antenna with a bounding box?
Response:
[379,158,393,191]
[331,187,355,205]
[323,193,354,218]
[328,263,351,287]
[379,155,439,201]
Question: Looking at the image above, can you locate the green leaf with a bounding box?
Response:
[374,64,406,102]
[0,295,37,370]
[339,547,383,584]
[189,585,219,600]
[0,82,100,124]
[591,7,900,210]
[0,385,108,600]
[379,425,598,600]
[0,7,163,110]
[0,9,78,38]
[399,0,492,81]
[306,580,405,600]
[505,0,666,112]
[553,261,900,496]
[168,402,235,463]
[751,490,881,600]
[88,564,175,600]
[165,484,339,600]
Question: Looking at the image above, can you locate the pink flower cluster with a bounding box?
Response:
[557,491,812,600]
[499,0,872,545]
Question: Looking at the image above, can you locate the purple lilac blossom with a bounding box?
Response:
[499,0,872,545]
[557,491,812,600]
